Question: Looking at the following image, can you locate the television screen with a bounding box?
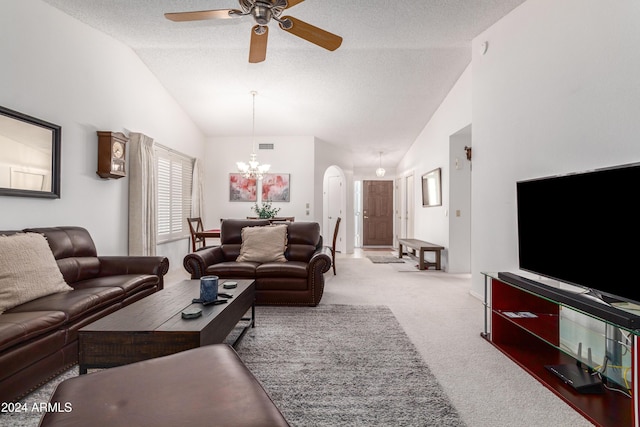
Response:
[516,163,640,304]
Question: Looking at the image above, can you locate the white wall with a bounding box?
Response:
[202,136,357,250]
[397,65,472,271]
[204,136,315,228]
[448,125,472,273]
[471,0,640,296]
[1,1,205,263]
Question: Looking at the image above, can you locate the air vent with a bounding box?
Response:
[259,143,274,150]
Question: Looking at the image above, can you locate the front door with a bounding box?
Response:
[363,180,393,246]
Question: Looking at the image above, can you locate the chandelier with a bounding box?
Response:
[375,151,386,177]
[237,91,270,179]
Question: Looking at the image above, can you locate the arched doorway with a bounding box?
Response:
[323,165,346,254]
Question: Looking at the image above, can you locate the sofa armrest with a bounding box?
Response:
[305,246,332,306]
[309,246,332,275]
[98,256,170,290]
[183,246,226,279]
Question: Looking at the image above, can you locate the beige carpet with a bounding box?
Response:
[323,253,592,427]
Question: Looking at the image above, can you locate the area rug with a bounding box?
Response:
[3,305,464,427]
[366,255,407,264]
[235,305,465,427]
[391,260,425,272]
[1,367,78,427]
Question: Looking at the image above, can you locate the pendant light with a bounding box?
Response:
[237,91,270,179]
[375,151,385,177]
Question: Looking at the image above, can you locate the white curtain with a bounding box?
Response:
[128,132,157,256]
[191,158,205,221]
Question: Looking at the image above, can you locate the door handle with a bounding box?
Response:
[364,216,369,219]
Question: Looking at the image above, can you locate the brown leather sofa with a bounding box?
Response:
[183,219,332,306]
[0,226,169,403]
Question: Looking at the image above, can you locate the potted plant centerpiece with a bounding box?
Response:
[253,200,280,219]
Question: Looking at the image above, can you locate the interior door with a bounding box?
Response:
[327,175,343,253]
[405,174,415,238]
[363,180,393,246]
[395,177,402,247]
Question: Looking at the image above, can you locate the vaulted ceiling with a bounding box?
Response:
[42,0,526,169]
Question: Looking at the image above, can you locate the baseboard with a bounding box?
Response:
[469,289,484,301]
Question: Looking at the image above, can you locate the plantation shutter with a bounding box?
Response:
[156,146,193,243]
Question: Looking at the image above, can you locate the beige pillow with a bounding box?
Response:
[236,225,287,263]
[0,233,73,314]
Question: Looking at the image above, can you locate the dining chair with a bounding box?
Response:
[330,217,341,275]
[187,217,206,252]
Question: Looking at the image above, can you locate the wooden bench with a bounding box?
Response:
[397,238,445,270]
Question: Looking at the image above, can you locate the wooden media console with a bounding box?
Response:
[482,272,640,427]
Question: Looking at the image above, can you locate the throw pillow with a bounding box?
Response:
[0,233,73,314]
[236,225,287,263]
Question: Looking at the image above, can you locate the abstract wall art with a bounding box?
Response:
[261,173,290,202]
[229,173,257,202]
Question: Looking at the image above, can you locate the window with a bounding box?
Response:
[156,146,193,243]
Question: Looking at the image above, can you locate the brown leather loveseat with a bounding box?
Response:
[0,226,169,403]
[183,219,331,306]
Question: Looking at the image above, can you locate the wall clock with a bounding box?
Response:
[96,131,128,179]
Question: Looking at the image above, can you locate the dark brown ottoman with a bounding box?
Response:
[39,344,289,427]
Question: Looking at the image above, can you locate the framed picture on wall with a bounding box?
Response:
[229,173,257,202]
[261,173,290,202]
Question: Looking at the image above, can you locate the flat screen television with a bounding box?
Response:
[516,162,640,305]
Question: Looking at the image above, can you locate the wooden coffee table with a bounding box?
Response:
[78,279,255,374]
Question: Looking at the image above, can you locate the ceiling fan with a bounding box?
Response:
[165,0,343,63]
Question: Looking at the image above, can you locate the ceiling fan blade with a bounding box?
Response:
[164,9,242,22]
[285,0,305,8]
[249,25,269,63]
[280,16,342,51]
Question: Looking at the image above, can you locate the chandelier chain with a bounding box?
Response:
[237,90,270,180]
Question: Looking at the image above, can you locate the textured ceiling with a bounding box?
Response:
[41,0,526,169]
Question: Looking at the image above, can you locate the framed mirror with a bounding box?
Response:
[422,168,442,207]
[0,106,61,198]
